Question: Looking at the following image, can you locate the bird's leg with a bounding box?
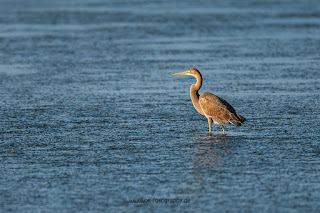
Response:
[207,118,212,134]
[221,125,225,135]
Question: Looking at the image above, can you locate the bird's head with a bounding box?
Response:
[172,68,201,77]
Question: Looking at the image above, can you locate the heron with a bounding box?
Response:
[173,68,246,134]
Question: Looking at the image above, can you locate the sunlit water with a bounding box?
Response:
[1,0,320,212]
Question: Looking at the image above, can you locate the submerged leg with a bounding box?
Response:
[207,118,212,134]
[221,125,225,135]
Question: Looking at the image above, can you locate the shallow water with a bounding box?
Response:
[1,0,320,212]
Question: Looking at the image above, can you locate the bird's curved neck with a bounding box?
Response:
[192,72,202,91]
[190,72,204,115]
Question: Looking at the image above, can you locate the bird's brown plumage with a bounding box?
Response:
[173,68,246,134]
[199,92,245,125]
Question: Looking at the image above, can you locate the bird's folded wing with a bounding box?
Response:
[199,92,237,120]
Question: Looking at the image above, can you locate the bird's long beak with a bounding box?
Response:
[172,70,190,75]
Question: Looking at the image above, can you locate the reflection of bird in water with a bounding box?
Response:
[193,134,232,168]
[173,68,246,134]
[191,134,234,191]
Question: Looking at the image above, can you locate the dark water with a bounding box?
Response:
[1,0,320,212]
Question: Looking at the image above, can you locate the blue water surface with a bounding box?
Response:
[1,0,320,212]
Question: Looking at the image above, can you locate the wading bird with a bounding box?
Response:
[173,68,246,134]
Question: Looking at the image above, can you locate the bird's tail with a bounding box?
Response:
[236,113,246,123]
[230,113,246,127]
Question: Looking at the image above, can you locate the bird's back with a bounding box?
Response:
[199,92,246,124]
